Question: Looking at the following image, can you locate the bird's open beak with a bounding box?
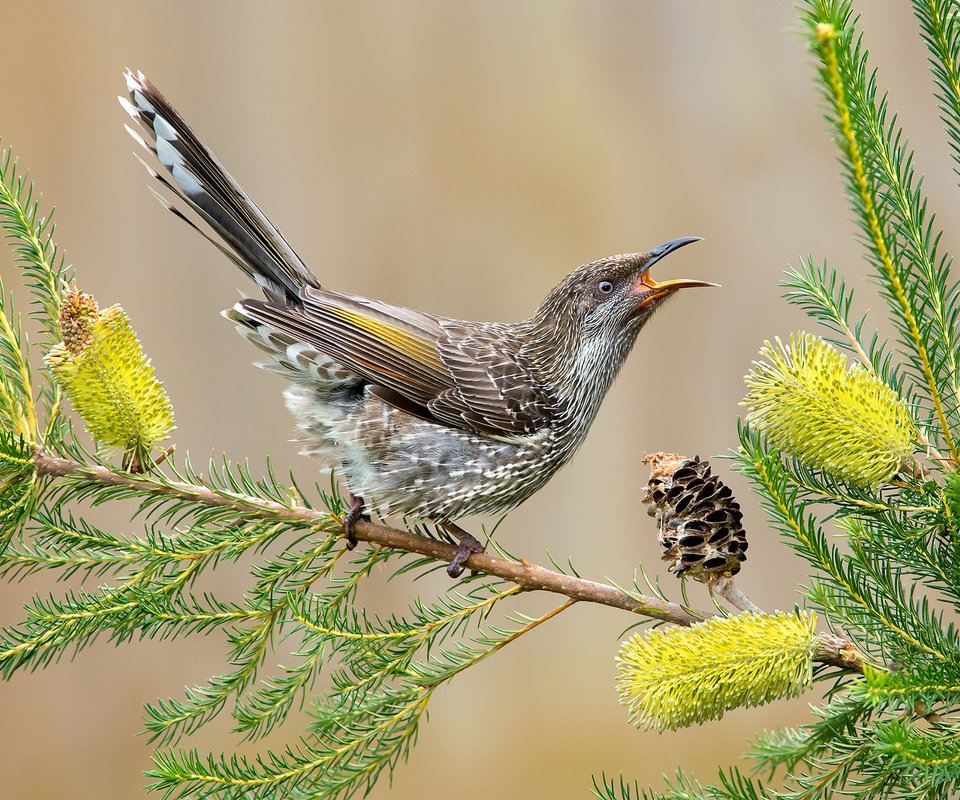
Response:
[631,236,718,310]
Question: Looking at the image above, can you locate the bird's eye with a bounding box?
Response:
[597,280,614,295]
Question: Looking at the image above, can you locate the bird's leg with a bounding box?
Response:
[342,493,368,550]
[440,522,485,578]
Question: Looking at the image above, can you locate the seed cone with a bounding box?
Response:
[642,452,747,581]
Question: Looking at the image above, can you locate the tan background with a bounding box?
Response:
[0,2,953,798]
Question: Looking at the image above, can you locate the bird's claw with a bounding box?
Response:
[342,495,368,550]
[441,523,485,578]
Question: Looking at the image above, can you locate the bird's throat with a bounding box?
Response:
[545,327,641,449]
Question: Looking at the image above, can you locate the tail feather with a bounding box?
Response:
[120,69,320,303]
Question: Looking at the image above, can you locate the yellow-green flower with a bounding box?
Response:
[616,611,817,731]
[46,291,174,471]
[743,333,915,488]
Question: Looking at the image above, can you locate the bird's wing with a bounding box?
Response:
[429,322,554,436]
[235,289,552,438]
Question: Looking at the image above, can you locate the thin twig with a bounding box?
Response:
[815,632,865,674]
[431,598,577,689]
[711,577,764,614]
[31,450,863,671]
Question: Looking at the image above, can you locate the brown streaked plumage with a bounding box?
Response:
[120,69,716,575]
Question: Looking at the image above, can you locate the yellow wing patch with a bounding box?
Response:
[329,307,445,371]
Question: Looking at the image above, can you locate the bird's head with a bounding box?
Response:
[522,236,715,432]
[533,237,715,352]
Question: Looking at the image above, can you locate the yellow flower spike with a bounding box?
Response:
[814,22,837,44]
[743,333,915,488]
[616,611,817,732]
[45,291,174,471]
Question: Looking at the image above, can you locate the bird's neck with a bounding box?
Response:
[522,316,640,445]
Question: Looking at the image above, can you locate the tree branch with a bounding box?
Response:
[31,450,863,671]
[712,576,765,614]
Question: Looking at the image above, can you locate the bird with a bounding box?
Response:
[119,69,717,576]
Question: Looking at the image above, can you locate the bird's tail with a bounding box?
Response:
[120,69,320,303]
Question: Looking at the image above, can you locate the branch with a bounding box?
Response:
[712,577,765,614]
[31,450,863,671]
[815,631,865,674]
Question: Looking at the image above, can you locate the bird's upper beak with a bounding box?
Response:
[630,236,718,311]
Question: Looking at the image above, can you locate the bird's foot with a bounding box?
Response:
[440,522,485,578]
[342,494,368,550]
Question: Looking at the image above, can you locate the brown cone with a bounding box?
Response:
[641,453,748,581]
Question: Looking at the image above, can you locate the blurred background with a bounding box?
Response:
[0,2,954,798]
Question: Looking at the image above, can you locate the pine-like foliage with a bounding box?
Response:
[6,3,960,797]
[604,1,960,797]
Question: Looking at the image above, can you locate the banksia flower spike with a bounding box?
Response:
[744,333,915,488]
[45,291,174,471]
[642,452,748,581]
[616,611,817,731]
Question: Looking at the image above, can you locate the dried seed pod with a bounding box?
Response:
[642,452,747,581]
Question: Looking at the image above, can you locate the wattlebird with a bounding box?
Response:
[120,69,716,576]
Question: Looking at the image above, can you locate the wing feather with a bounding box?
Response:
[236,290,554,437]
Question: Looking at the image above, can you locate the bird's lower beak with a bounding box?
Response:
[631,236,718,310]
